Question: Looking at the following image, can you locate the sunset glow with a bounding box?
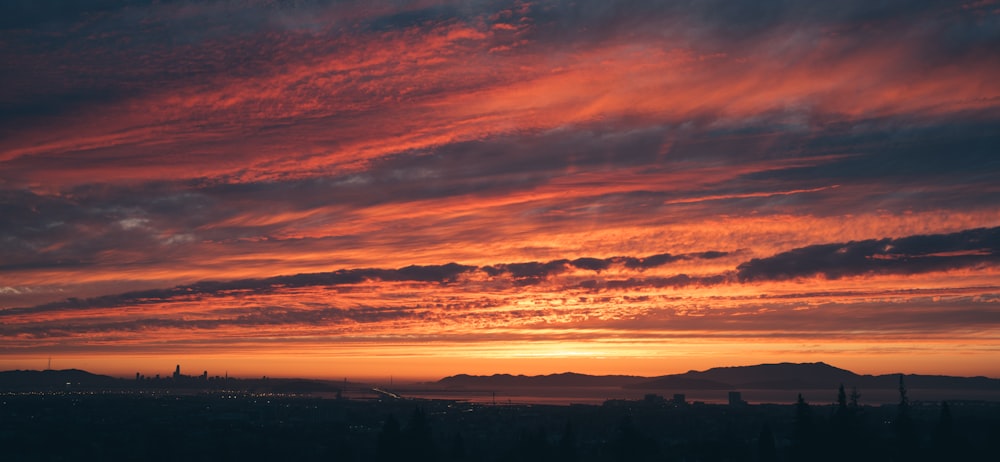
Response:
[2,0,999,380]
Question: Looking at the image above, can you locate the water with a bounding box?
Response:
[341,386,1000,406]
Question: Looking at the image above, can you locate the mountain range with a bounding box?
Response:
[4,362,998,394]
[438,362,1000,391]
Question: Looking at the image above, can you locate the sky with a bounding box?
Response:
[1,0,999,381]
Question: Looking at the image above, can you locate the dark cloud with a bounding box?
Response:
[0,89,130,131]
[4,251,735,313]
[621,253,683,269]
[1,1,362,125]
[661,117,1000,216]
[8,290,999,342]
[482,260,570,282]
[0,0,969,33]
[738,227,1000,282]
[1,304,428,339]
[365,4,461,31]
[484,251,730,282]
[0,0,131,30]
[381,263,473,283]
[611,251,731,270]
[570,257,610,271]
[603,274,731,290]
[744,120,1000,185]
[0,185,226,275]
[349,125,669,204]
[3,263,474,314]
[7,0,990,131]
[523,0,984,54]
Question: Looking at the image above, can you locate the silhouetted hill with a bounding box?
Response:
[437,372,647,388]
[437,363,1000,392]
[629,362,855,390]
[6,363,998,395]
[628,362,1000,390]
[0,369,119,390]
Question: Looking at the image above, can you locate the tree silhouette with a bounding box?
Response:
[831,383,865,461]
[894,375,918,461]
[611,415,657,462]
[849,386,861,408]
[556,421,578,462]
[832,384,849,457]
[790,393,815,462]
[898,375,909,409]
[757,423,777,462]
[405,407,437,462]
[515,426,551,462]
[447,432,467,462]
[932,401,958,460]
[376,414,403,462]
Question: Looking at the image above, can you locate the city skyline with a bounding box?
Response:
[2,0,999,380]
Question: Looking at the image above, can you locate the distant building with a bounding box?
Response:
[728,391,747,406]
[173,365,181,379]
[672,394,687,406]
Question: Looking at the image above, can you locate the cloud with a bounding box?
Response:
[21,219,1000,328]
[5,0,997,181]
[7,263,474,314]
[1,304,431,340]
[482,251,732,283]
[4,250,735,313]
[2,1,999,372]
[600,274,732,290]
[482,260,569,282]
[737,227,1000,281]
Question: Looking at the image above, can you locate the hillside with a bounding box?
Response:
[0,369,119,390]
[437,372,647,388]
[438,362,1000,391]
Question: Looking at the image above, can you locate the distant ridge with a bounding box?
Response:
[0,369,118,390]
[438,372,647,388]
[628,362,858,390]
[0,369,346,393]
[438,362,1000,391]
[5,363,998,393]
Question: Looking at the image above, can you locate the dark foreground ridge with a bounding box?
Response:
[2,377,998,462]
[2,362,999,462]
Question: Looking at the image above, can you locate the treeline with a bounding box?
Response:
[371,377,996,462]
[779,378,979,462]
[1,379,997,461]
